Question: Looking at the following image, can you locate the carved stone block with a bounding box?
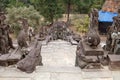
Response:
[17,43,43,73]
[0,49,22,66]
[39,21,80,45]
[108,55,120,70]
[82,41,104,56]
[75,41,104,69]
[114,44,120,54]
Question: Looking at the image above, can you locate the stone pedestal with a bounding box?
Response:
[76,41,104,69]
[0,51,22,66]
[108,54,120,70]
[82,41,104,56]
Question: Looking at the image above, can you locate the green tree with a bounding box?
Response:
[62,0,77,22]
[7,0,25,7]
[73,15,89,33]
[75,0,104,14]
[30,0,63,24]
[91,0,105,9]
[0,0,10,11]
[6,6,43,35]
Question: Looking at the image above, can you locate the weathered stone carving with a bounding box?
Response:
[0,13,43,71]
[17,18,30,48]
[89,8,99,29]
[0,48,23,66]
[104,9,120,70]
[17,41,43,73]
[0,12,15,55]
[75,9,105,69]
[17,29,28,48]
[0,12,22,66]
[18,18,29,32]
[84,9,100,48]
[108,55,120,70]
[84,28,100,49]
[75,41,104,69]
[39,25,50,41]
[38,21,81,45]
[104,15,120,53]
[28,27,35,42]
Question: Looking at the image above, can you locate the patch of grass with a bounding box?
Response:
[71,14,89,33]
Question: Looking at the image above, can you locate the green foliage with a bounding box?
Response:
[5,6,43,36]
[75,0,105,13]
[7,0,31,8]
[91,0,105,9]
[0,0,10,11]
[0,0,105,34]
[0,0,105,14]
[7,0,25,8]
[30,0,63,23]
[73,15,89,33]
[0,0,32,11]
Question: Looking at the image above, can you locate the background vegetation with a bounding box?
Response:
[0,0,105,35]
[6,6,43,35]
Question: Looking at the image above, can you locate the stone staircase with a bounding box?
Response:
[0,40,120,80]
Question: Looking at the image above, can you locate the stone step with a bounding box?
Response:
[0,66,82,80]
[35,66,81,73]
[0,66,115,80]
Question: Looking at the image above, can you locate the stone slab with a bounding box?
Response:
[111,71,120,80]
[35,66,81,73]
[0,67,34,78]
[50,73,82,80]
[84,78,113,80]
[82,41,104,56]
[41,40,76,67]
[33,72,51,80]
[82,70,112,78]
[0,78,32,80]
[108,55,120,61]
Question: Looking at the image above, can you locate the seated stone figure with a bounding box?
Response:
[0,12,15,54]
[0,35,7,54]
[3,24,15,50]
[17,29,28,48]
[75,8,105,69]
[85,8,100,48]
[0,24,9,54]
[17,41,43,73]
[84,28,100,49]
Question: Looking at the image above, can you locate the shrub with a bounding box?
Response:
[72,15,89,33]
[5,5,44,36]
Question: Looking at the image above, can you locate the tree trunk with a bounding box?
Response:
[67,0,71,22]
[50,13,54,24]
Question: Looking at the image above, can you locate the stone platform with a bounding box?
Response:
[0,40,120,80]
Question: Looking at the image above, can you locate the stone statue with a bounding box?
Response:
[42,21,81,45]
[39,25,49,40]
[28,27,35,42]
[17,41,43,73]
[75,9,104,69]
[0,12,15,54]
[104,11,120,52]
[17,29,28,48]
[84,8,100,48]
[0,33,7,54]
[102,8,120,70]
[84,28,100,49]
[89,8,99,29]
[17,18,30,48]
[18,18,29,32]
